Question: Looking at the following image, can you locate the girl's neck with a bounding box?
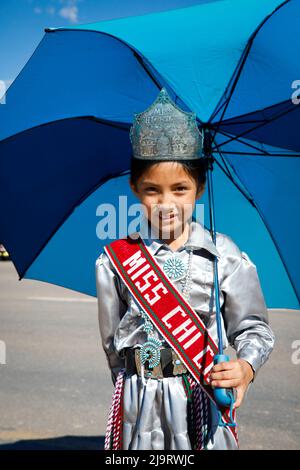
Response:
[159,222,190,252]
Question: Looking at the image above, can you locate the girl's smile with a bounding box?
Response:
[155,205,179,222]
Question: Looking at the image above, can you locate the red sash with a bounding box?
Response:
[104,235,238,444]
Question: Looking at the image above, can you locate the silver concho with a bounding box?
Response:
[171,350,187,375]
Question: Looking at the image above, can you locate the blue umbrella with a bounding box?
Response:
[0,0,299,315]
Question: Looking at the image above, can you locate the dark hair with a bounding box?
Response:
[130,156,208,191]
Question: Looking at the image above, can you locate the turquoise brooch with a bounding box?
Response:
[138,308,163,377]
[140,337,162,369]
[163,255,187,281]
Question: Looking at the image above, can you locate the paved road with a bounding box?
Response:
[0,261,299,450]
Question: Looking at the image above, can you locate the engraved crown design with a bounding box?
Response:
[129,88,203,160]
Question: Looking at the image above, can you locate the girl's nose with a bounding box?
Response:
[157,192,174,206]
[156,200,177,215]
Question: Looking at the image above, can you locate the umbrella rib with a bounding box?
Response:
[216,151,235,179]
[209,39,253,143]
[214,124,300,158]
[217,150,300,157]
[209,99,228,125]
[214,128,271,155]
[132,53,185,109]
[212,148,256,208]
[209,0,290,136]
[216,91,295,126]
[45,27,164,96]
[85,116,131,130]
[0,115,130,145]
[133,52,162,90]
[212,99,300,152]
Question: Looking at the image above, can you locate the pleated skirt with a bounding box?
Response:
[121,373,238,450]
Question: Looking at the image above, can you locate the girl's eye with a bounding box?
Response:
[145,187,158,193]
[175,186,188,192]
[143,186,188,193]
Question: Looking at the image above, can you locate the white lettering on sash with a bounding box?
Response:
[173,319,196,340]
[122,250,147,274]
[183,331,202,350]
[192,345,214,369]
[162,306,202,351]
[162,305,184,328]
[131,263,150,281]
[135,270,158,293]
[145,282,168,305]
[203,362,214,376]
[173,318,201,347]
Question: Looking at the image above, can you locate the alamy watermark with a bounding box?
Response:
[291,340,300,365]
[291,80,300,105]
[95,197,205,242]
[0,80,12,105]
[0,340,6,365]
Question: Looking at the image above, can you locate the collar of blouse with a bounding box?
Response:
[136,217,221,259]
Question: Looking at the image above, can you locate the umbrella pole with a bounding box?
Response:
[204,129,224,355]
[204,130,236,414]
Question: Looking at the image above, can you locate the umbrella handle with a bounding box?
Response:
[213,354,236,409]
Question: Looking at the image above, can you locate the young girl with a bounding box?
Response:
[95,88,275,450]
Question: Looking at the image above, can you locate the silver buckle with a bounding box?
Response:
[134,347,187,379]
[134,348,164,380]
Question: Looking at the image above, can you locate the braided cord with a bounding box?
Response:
[186,375,210,450]
[104,368,126,450]
[194,382,203,449]
[104,382,117,449]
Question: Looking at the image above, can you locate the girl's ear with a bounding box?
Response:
[129,178,138,196]
[196,183,205,200]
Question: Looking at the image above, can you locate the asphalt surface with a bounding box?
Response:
[0,260,299,450]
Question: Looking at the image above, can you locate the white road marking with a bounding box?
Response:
[27,296,96,302]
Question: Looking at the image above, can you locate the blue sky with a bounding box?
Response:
[0,0,215,87]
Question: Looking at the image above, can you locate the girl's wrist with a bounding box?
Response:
[238,358,255,384]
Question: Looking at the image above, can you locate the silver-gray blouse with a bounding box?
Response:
[95,219,275,450]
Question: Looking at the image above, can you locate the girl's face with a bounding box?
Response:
[130,161,204,239]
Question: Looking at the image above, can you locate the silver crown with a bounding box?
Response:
[129,88,203,160]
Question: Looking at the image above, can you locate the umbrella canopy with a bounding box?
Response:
[0,0,299,308]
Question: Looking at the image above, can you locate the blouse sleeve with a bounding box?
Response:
[95,251,128,385]
[219,235,275,380]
